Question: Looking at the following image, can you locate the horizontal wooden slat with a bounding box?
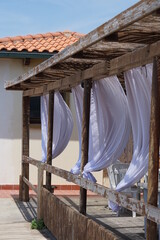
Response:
[23,155,160,224]
[22,176,37,194]
[23,39,160,96]
[5,0,160,90]
[23,155,41,167]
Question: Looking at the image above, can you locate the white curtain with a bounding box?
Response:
[71,76,131,182]
[70,87,83,175]
[41,92,73,162]
[110,64,152,212]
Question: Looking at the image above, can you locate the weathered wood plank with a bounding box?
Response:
[5,0,160,90]
[50,191,54,235]
[37,165,44,220]
[23,155,40,167]
[58,200,63,240]
[87,219,97,239]
[23,156,160,224]
[80,80,92,215]
[22,176,37,194]
[47,191,52,231]
[46,92,54,192]
[54,194,59,238]
[42,188,118,239]
[23,39,160,97]
[20,97,30,202]
[146,58,160,239]
[42,188,47,228]
[73,210,87,240]
[88,41,144,52]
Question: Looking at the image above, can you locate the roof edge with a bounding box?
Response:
[0,50,56,59]
[0,31,84,43]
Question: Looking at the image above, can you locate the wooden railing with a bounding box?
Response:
[22,155,160,225]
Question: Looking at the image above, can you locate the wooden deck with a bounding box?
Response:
[0,192,146,240]
[59,195,146,240]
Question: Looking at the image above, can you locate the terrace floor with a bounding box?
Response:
[0,190,147,240]
[0,190,55,240]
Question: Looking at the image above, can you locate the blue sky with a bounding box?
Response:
[0,0,139,38]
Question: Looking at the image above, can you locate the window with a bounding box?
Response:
[30,96,41,124]
[29,92,70,124]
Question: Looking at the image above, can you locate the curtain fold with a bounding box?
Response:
[70,86,83,174]
[71,76,131,182]
[41,92,73,162]
[110,63,152,212]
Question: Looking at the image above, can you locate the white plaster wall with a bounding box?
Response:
[0,58,102,185]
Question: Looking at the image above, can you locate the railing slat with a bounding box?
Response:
[23,155,160,224]
[23,176,37,194]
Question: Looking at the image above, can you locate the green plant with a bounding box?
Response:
[31,218,45,230]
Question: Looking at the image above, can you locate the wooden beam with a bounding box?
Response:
[79,80,92,215]
[23,155,160,224]
[5,0,160,90]
[23,40,160,97]
[37,164,44,220]
[23,176,37,194]
[23,156,40,167]
[147,57,160,240]
[46,92,54,192]
[87,41,144,52]
[19,96,30,201]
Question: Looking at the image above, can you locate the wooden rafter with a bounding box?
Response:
[22,39,160,96]
[4,0,160,91]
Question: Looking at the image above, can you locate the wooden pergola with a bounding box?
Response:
[5,1,160,239]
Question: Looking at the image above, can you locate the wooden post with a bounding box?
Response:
[37,164,44,220]
[19,96,30,201]
[46,92,54,192]
[79,80,92,215]
[147,57,160,240]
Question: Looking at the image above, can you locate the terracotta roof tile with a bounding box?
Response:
[0,31,84,53]
[49,47,56,52]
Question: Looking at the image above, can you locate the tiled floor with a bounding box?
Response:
[0,189,97,198]
[0,190,20,198]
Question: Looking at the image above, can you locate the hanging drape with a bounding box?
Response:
[70,87,83,175]
[110,64,152,212]
[71,76,131,182]
[41,92,73,162]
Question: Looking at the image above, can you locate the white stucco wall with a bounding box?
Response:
[0,58,102,185]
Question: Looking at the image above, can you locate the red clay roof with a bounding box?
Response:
[0,31,84,53]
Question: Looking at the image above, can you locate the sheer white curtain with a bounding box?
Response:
[110,64,152,211]
[41,92,73,162]
[70,87,83,174]
[71,76,131,182]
